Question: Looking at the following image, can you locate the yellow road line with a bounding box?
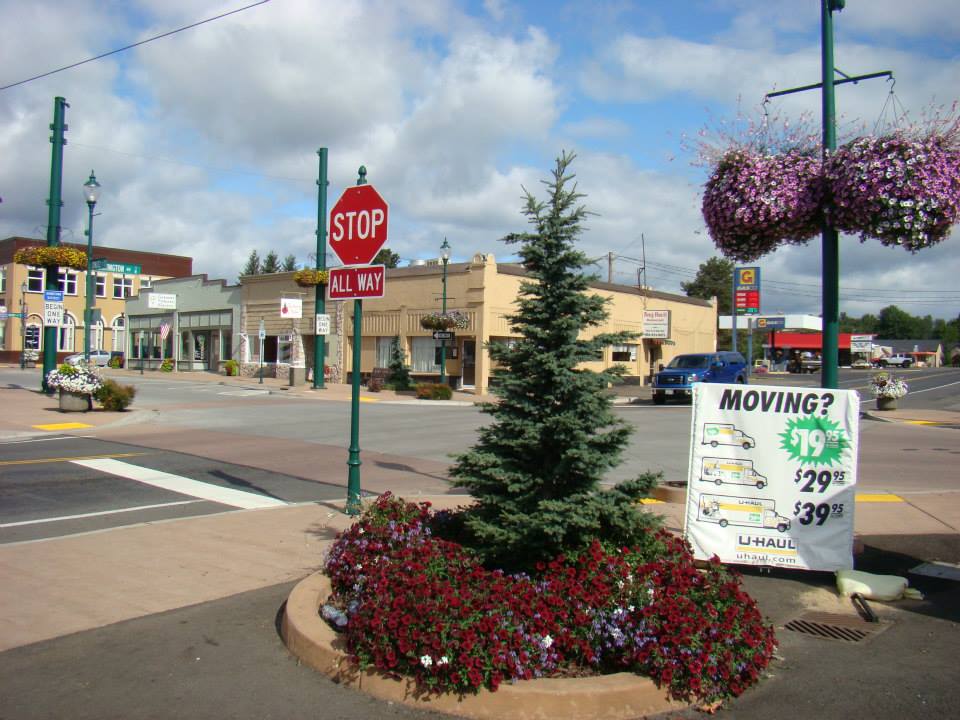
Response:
[359,397,379,403]
[903,420,948,426]
[32,422,93,430]
[855,493,903,503]
[0,452,148,467]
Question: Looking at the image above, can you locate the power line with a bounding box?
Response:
[1,0,272,91]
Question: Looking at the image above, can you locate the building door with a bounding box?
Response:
[462,340,476,387]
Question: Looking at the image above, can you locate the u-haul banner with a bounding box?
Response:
[684,383,859,571]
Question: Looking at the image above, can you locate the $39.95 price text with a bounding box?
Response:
[793,501,845,526]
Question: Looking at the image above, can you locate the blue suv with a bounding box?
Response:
[652,352,748,405]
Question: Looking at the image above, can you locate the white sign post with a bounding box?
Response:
[684,382,859,571]
[43,302,64,327]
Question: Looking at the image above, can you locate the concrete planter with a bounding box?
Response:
[282,572,686,720]
[59,390,92,412]
[876,396,898,411]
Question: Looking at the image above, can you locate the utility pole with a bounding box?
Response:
[41,97,68,393]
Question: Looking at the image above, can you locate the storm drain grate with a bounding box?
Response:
[783,612,890,643]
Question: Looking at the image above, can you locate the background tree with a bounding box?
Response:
[681,256,733,315]
[261,250,281,274]
[373,247,401,268]
[282,254,297,271]
[447,152,661,571]
[877,305,923,339]
[241,250,261,278]
[386,335,413,390]
[682,256,733,349]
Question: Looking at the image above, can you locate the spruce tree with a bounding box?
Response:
[386,335,413,390]
[448,152,661,570]
[282,254,298,271]
[261,250,281,273]
[241,250,261,278]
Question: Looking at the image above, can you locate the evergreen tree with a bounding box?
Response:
[373,247,401,268]
[447,152,661,571]
[241,249,261,278]
[261,250,281,274]
[282,254,298,271]
[386,335,413,390]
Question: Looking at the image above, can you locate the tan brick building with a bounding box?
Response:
[0,237,192,364]
[239,254,717,393]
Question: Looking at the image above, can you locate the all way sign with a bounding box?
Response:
[328,265,386,300]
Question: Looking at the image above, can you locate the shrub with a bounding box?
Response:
[415,382,452,400]
[323,495,776,705]
[159,358,174,372]
[224,359,239,376]
[386,335,413,391]
[94,379,136,411]
[367,376,384,392]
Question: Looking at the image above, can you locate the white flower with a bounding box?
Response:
[616,580,625,590]
[438,656,449,665]
[420,655,433,668]
[354,563,363,570]
[540,634,553,650]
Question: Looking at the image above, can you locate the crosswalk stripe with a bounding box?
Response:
[71,458,288,510]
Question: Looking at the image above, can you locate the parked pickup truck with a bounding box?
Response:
[877,354,913,368]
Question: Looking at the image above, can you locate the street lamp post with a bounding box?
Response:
[19,282,27,369]
[439,238,450,386]
[82,171,101,363]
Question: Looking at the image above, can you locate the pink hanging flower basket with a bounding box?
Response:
[825,132,960,251]
[701,149,824,262]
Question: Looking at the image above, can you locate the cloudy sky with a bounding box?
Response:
[1,0,958,319]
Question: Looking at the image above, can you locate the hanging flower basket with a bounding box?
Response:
[701,149,824,262]
[826,132,960,251]
[293,268,329,287]
[420,311,469,331]
[13,246,88,271]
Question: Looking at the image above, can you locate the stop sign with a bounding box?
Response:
[328,184,389,266]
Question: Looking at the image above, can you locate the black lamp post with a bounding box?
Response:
[82,171,101,363]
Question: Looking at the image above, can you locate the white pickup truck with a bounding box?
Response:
[877,354,913,368]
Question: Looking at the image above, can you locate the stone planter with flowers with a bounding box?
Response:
[870,371,908,411]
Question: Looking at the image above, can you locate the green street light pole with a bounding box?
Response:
[313,147,329,389]
[346,166,367,516]
[820,0,842,390]
[41,97,68,393]
[82,171,101,364]
[439,238,450,386]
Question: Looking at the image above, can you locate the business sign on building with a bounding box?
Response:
[734,266,761,315]
[642,309,671,339]
[281,298,303,319]
[755,316,786,330]
[147,293,177,309]
[684,382,859,572]
[850,334,874,353]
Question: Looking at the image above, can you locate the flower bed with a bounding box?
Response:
[701,149,823,262]
[322,495,776,706]
[14,246,88,271]
[826,132,960,251]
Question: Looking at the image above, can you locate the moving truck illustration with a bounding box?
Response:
[702,423,755,449]
[700,457,767,489]
[698,494,791,533]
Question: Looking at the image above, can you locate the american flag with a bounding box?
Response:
[159,322,171,341]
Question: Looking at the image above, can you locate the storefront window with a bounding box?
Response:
[411,337,440,372]
[611,344,637,362]
[376,337,393,368]
[57,313,76,351]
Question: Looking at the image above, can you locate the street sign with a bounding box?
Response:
[44,301,63,326]
[92,259,141,274]
[328,185,389,266]
[734,266,761,316]
[315,314,331,335]
[432,331,455,341]
[281,298,303,319]
[43,290,64,302]
[328,265,386,300]
[258,319,266,340]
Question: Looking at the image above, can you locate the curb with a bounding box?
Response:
[281,572,686,720]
